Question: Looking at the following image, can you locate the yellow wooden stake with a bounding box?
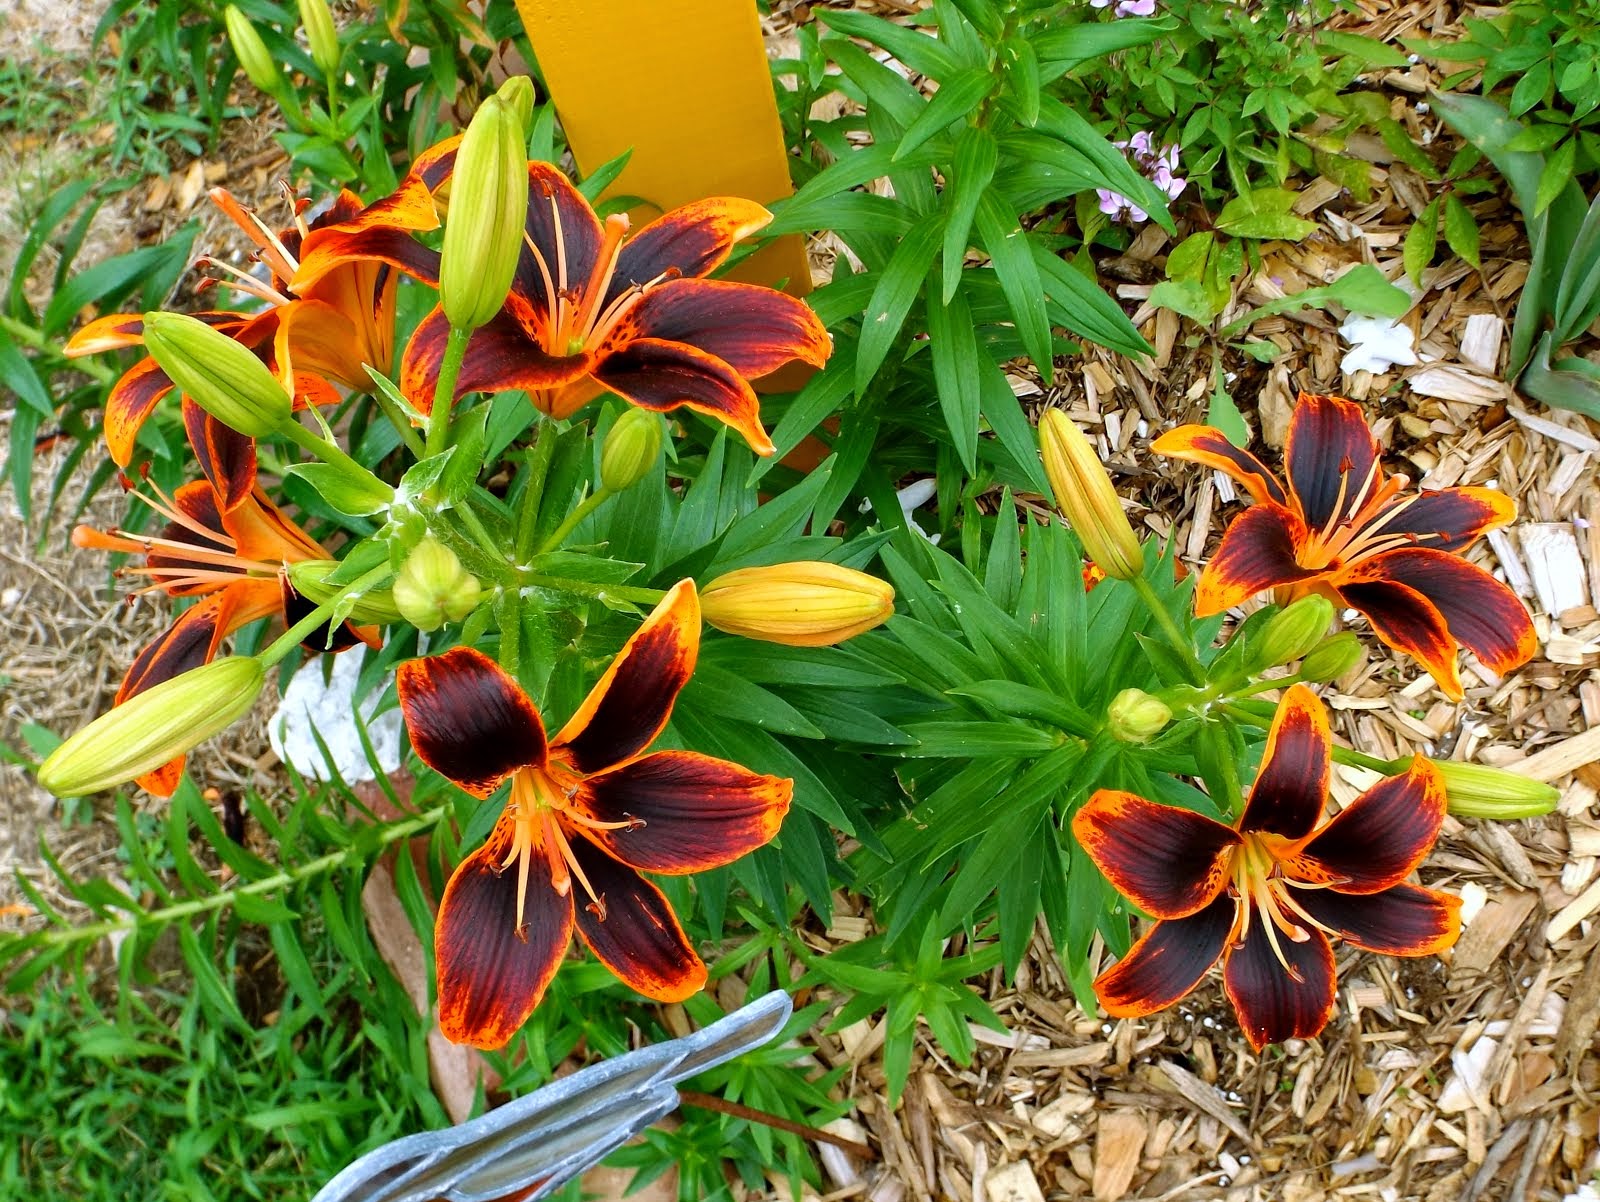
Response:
[514,0,811,299]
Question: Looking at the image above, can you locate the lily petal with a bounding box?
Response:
[400,303,589,412]
[1290,882,1461,956]
[604,197,772,309]
[574,750,792,874]
[397,647,549,797]
[102,358,175,466]
[1284,393,1381,532]
[554,580,699,775]
[182,399,256,513]
[1092,895,1234,1018]
[1072,790,1239,919]
[1194,504,1322,617]
[1149,425,1289,508]
[274,298,377,392]
[608,279,830,378]
[522,162,606,321]
[568,836,707,1003]
[1240,683,1330,840]
[592,336,775,456]
[1285,758,1446,893]
[1222,920,1337,1051]
[293,226,443,293]
[1334,575,1463,699]
[64,313,149,356]
[1365,486,1516,553]
[435,811,574,1049]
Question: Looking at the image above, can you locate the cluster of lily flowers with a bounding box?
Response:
[39,79,1545,1055]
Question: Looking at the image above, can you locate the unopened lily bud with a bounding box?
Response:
[1428,759,1561,819]
[141,312,291,437]
[496,75,536,134]
[1248,595,1335,673]
[701,562,894,646]
[288,560,404,624]
[394,537,482,631]
[439,95,529,331]
[225,6,282,94]
[1039,409,1142,581]
[600,409,663,493]
[1106,687,1172,744]
[38,658,266,797]
[297,0,340,77]
[1299,632,1363,683]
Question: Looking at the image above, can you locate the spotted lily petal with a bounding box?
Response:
[1149,425,1289,508]
[1285,758,1446,893]
[1334,574,1464,699]
[1365,486,1516,553]
[607,278,830,378]
[591,337,775,456]
[400,302,589,412]
[1073,790,1239,919]
[182,398,256,513]
[1284,393,1382,531]
[1290,883,1460,956]
[397,647,549,798]
[603,197,772,308]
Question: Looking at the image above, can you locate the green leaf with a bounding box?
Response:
[1149,279,1220,325]
[1317,30,1411,67]
[1534,135,1576,217]
[1000,34,1040,127]
[895,69,993,161]
[1215,188,1317,241]
[1033,18,1175,82]
[819,9,961,80]
[942,125,999,300]
[1403,197,1440,287]
[974,190,1054,381]
[1324,263,1414,318]
[283,462,394,517]
[855,213,943,396]
[1032,96,1174,233]
[1207,375,1250,447]
[1033,245,1153,357]
[926,284,982,473]
[898,721,1060,757]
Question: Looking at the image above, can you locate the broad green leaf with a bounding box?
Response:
[1033,245,1153,357]
[1403,198,1440,286]
[1033,18,1175,82]
[1214,189,1318,241]
[1207,374,1251,447]
[1534,135,1576,217]
[1317,31,1411,67]
[284,462,394,517]
[1445,193,1482,271]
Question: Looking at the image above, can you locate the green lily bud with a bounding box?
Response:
[496,75,536,134]
[1299,632,1364,683]
[38,658,266,797]
[225,6,283,94]
[394,537,482,631]
[1428,759,1561,819]
[439,95,530,331]
[1247,595,1335,674]
[297,0,340,77]
[141,312,291,437]
[1106,687,1172,744]
[288,560,404,624]
[600,409,663,493]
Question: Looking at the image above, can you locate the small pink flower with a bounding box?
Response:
[1100,136,1186,225]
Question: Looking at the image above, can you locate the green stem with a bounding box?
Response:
[280,421,394,502]
[517,572,665,605]
[258,563,390,667]
[514,429,557,563]
[370,387,426,458]
[34,804,448,948]
[1130,573,1208,681]
[425,325,472,461]
[535,486,613,554]
[450,501,503,562]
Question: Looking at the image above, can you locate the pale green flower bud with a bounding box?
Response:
[600,409,663,493]
[288,560,404,624]
[1106,688,1172,744]
[393,537,482,631]
[439,95,529,331]
[225,6,282,94]
[1429,759,1561,819]
[1299,632,1364,683]
[141,312,291,437]
[496,75,536,134]
[297,0,340,78]
[1248,595,1335,674]
[38,658,266,797]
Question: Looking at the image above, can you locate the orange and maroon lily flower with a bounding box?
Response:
[293,145,829,456]
[64,186,405,510]
[1072,683,1460,1051]
[74,477,374,796]
[396,581,792,1050]
[1152,392,1535,700]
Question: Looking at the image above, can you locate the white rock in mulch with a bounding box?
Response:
[268,648,401,783]
[1338,314,1420,375]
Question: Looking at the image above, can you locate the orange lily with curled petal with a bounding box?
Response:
[396,581,792,1049]
[294,146,830,456]
[1152,392,1536,700]
[1073,683,1460,1051]
[74,477,374,796]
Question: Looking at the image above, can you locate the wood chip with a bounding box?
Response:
[984,1161,1045,1202]
[1147,1060,1257,1148]
[1091,1112,1146,1201]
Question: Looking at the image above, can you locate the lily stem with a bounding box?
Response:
[258,562,391,668]
[280,420,395,502]
[425,325,472,460]
[535,485,613,554]
[370,387,426,458]
[516,571,665,605]
[1130,573,1208,682]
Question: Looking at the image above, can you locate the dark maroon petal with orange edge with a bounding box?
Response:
[183,400,255,513]
[1221,919,1337,1051]
[574,750,792,874]
[399,303,589,412]
[1240,683,1331,840]
[1333,574,1464,700]
[608,278,830,377]
[604,197,772,308]
[1364,486,1516,553]
[592,336,775,456]
[1193,504,1322,618]
[1072,790,1238,919]
[103,358,174,466]
[64,313,148,356]
[146,480,231,588]
[1284,758,1446,893]
[1149,425,1289,508]
[397,647,548,797]
[280,574,375,653]
[1291,882,1461,956]
[1093,894,1233,1018]
[294,225,443,294]
[1352,548,1537,677]
[553,580,699,775]
[435,810,574,1049]
[521,162,606,316]
[1284,393,1381,531]
[568,836,707,1003]
[116,593,234,704]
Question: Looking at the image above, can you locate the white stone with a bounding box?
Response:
[268,648,401,783]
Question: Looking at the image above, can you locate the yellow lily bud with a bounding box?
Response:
[288,560,404,624]
[393,537,482,631]
[600,409,663,493]
[1106,687,1172,743]
[497,75,536,134]
[701,562,894,646]
[297,0,340,77]
[225,6,282,94]
[1427,759,1561,819]
[439,95,530,331]
[1248,595,1335,673]
[38,658,266,797]
[1039,409,1142,581]
[141,312,291,437]
[1299,632,1363,683]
